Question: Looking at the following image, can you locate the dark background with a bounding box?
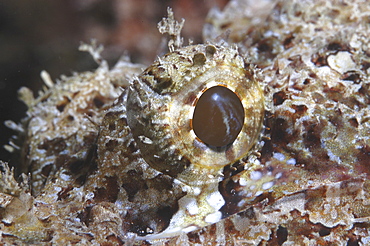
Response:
[0,0,229,163]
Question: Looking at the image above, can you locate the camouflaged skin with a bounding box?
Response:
[1,0,370,245]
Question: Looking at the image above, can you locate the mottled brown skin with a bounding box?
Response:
[1,0,370,245]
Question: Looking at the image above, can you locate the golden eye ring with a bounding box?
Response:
[127,44,265,184]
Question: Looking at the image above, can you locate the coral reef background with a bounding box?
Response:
[0,0,229,163]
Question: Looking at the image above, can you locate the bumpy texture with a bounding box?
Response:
[1,0,370,245]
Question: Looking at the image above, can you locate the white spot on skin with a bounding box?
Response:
[239,178,247,186]
[206,192,225,210]
[138,135,153,144]
[192,187,201,196]
[60,173,71,181]
[173,179,182,186]
[250,171,262,180]
[180,197,199,215]
[286,107,296,114]
[273,152,285,161]
[262,181,274,190]
[326,148,342,163]
[286,158,296,165]
[85,192,94,200]
[275,172,282,179]
[255,191,263,196]
[204,211,222,223]
[327,51,356,74]
[237,200,245,207]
